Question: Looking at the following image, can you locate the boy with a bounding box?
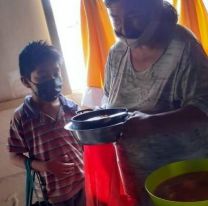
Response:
[8,41,85,206]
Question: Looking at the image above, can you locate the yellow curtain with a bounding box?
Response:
[80,0,115,88]
[173,0,208,54]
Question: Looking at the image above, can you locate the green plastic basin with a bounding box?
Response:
[145,159,208,206]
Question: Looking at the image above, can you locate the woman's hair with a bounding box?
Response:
[162,1,178,25]
[151,1,178,46]
[19,40,62,78]
[104,0,118,7]
[104,0,163,8]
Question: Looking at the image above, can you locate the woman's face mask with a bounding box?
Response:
[31,76,62,102]
[116,20,161,48]
[108,0,162,48]
[115,19,143,39]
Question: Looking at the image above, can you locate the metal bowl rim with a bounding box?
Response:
[64,120,126,132]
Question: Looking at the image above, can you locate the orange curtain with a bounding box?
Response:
[173,0,208,54]
[80,0,115,88]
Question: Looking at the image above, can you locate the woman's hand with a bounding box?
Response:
[122,111,151,138]
[121,106,208,139]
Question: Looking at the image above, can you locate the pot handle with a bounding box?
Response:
[124,111,135,122]
[76,108,93,114]
[116,111,136,140]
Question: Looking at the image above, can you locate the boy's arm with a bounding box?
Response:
[9,152,75,176]
[9,153,46,172]
[9,112,46,173]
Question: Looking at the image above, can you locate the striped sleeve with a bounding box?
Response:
[8,111,28,153]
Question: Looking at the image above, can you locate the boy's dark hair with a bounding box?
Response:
[19,40,62,78]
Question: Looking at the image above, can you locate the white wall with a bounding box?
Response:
[0,0,51,102]
[0,108,25,206]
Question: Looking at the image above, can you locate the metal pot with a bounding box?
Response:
[64,108,130,145]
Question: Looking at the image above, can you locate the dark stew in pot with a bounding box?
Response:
[154,171,208,202]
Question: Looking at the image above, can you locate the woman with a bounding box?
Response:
[103,0,208,205]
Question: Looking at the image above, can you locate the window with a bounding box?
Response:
[50,0,86,93]
[205,0,208,10]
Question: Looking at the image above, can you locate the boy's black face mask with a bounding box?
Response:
[31,77,62,102]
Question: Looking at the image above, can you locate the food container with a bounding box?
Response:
[64,108,131,145]
[145,158,208,206]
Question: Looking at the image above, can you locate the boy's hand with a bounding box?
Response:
[45,155,75,176]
